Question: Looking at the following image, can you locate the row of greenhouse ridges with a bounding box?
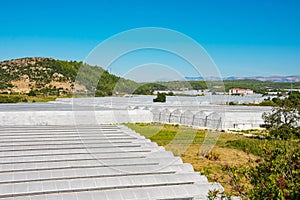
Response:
[0,124,224,199]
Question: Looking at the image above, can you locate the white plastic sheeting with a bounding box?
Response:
[0,96,271,129]
[0,125,223,199]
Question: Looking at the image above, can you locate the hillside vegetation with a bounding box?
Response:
[0,57,137,98]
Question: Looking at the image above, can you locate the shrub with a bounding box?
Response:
[224,142,300,199]
[27,90,36,96]
[205,151,220,161]
[153,93,166,102]
[249,144,300,199]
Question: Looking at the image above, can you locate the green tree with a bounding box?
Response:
[263,92,300,139]
[153,92,166,102]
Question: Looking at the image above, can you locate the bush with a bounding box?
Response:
[167,91,174,96]
[249,144,300,199]
[27,90,36,96]
[225,142,300,199]
[270,124,299,140]
[22,98,28,102]
[205,151,220,161]
[153,93,166,102]
[259,100,277,106]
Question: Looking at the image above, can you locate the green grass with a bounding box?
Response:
[126,123,205,146]
[226,137,300,157]
[0,94,70,103]
[27,95,61,102]
[226,138,268,157]
[0,95,28,103]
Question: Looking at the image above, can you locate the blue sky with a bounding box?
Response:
[1,0,299,78]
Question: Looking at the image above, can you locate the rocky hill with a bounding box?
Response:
[0,57,137,96]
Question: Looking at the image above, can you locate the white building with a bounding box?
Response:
[229,88,254,95]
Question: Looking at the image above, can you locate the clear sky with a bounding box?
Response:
[0,0,299,78]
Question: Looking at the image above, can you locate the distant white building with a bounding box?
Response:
[229,88,254,95]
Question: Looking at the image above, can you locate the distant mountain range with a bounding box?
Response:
[185,75,300,82]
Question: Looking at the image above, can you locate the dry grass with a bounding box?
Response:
[181,145,257,193]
